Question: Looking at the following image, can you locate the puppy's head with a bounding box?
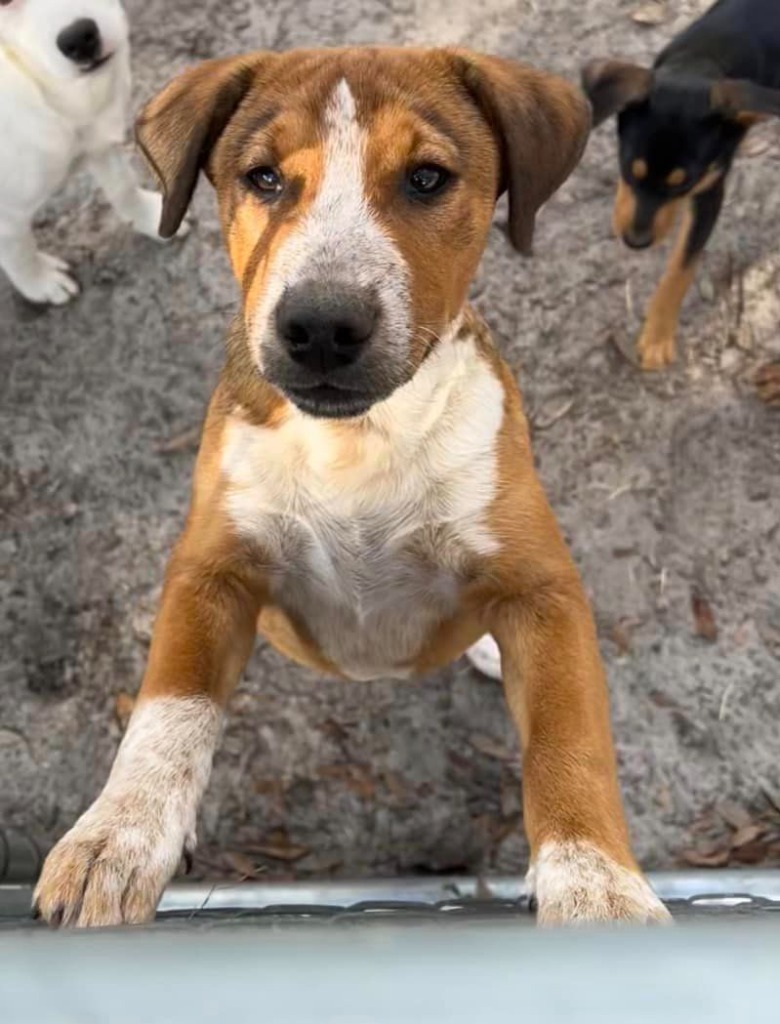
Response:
[582,60,780,249]
[0,0,128,80]
[138,48,589,419]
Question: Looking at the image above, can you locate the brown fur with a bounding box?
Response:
[34,48,660,929]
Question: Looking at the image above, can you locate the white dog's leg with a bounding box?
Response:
[0,228,80,305]
[87,146,189,241]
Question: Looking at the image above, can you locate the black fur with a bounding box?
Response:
[585,0,780,262]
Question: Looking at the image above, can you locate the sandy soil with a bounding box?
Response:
[1,0,779,880]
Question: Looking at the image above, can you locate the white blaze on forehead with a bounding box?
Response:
[249,77,410,365]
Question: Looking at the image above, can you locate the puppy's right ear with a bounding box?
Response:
[581,60,652,127]
[136,56,259,239]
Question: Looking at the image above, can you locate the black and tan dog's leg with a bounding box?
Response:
[638,181,725,370]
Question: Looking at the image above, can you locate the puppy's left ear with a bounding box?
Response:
[455,53,591,254]
[711,79,780,124]
[136,54,263,239]
[581,59,652,127]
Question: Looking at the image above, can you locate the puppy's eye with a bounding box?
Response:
[245,166,284,197]
[406,164,451,199]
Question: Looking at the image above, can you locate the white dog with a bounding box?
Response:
[0,0,182,305]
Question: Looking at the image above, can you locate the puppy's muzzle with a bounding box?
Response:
[622,224,654,250]
[56,19,103,69]
[276,283,378,376]
[268,282,388,419]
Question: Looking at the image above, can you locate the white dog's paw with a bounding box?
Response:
[466,634,502,680]
[33,796,188,928]
[530,841,672,927]
[18,253,80,305]
[131,190,189,241]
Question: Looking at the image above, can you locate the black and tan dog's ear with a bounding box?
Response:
[456,53,591,254]
[136,55,261,239]
[581,59,652,127]
[711,79,780,124]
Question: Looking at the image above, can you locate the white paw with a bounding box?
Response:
[530,840,671,927]
[466,634,502,680]
[18,253,80,305]
[33,794,189,927]
[131,190,189,241]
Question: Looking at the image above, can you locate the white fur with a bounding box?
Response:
[223,330,505,680]
[34,697,221,926]
[249,79,410,368]
[0,0,183,305]
[531,840,672,926]
[466,634,503,679]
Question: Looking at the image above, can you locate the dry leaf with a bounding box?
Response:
[649,689,681,711]
[223,851,259,877]
[717,801,753,831]
[252,843,310,862]
[469,732,515,761]
[681,847,730,867]
[631,1,668,26]
[731,823,766,849]
[382,771,411,803]
[249,831,310,862]
[114,691,135,730]
[319,764,375,800]
[692,590,718,642]
[611,620,636,655]
[154,426,201,454]
[756,362,780,406]
[740,130,772,158]
[732,839,770,865]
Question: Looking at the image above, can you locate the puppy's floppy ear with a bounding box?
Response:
[711,79,780,123]
[581,59,652,127]
[454,52,591,255]
[136,55,261,239]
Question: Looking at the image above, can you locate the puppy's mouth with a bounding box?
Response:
[282,382,376,420]
[81,52,113,74]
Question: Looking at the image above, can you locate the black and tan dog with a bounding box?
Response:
[583,0,780,370]
[32,47,670,928]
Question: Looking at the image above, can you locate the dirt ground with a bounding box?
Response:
[1,0,779,882]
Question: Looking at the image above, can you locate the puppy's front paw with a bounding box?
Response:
[531,841,671,927]
[17,252,80,306]
[637,320,676,370]
[33,796,187,928]
[131,190,190,241]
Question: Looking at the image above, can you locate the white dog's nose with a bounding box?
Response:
[56,19,102,66]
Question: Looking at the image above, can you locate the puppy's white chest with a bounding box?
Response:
[221,337,505,679]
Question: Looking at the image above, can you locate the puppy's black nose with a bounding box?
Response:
[57,19,102,65]
[622,225,654,250]
[276,284,379,374]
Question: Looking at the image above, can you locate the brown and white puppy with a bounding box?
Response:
[34,47,670,928]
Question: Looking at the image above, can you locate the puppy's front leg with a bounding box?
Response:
[638,180,725,370]
[86,146,189,241]
[34,550,261,927]
[490,557,669,925]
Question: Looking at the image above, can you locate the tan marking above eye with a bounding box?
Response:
[666,168,686,187]
[631,158,648,181]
